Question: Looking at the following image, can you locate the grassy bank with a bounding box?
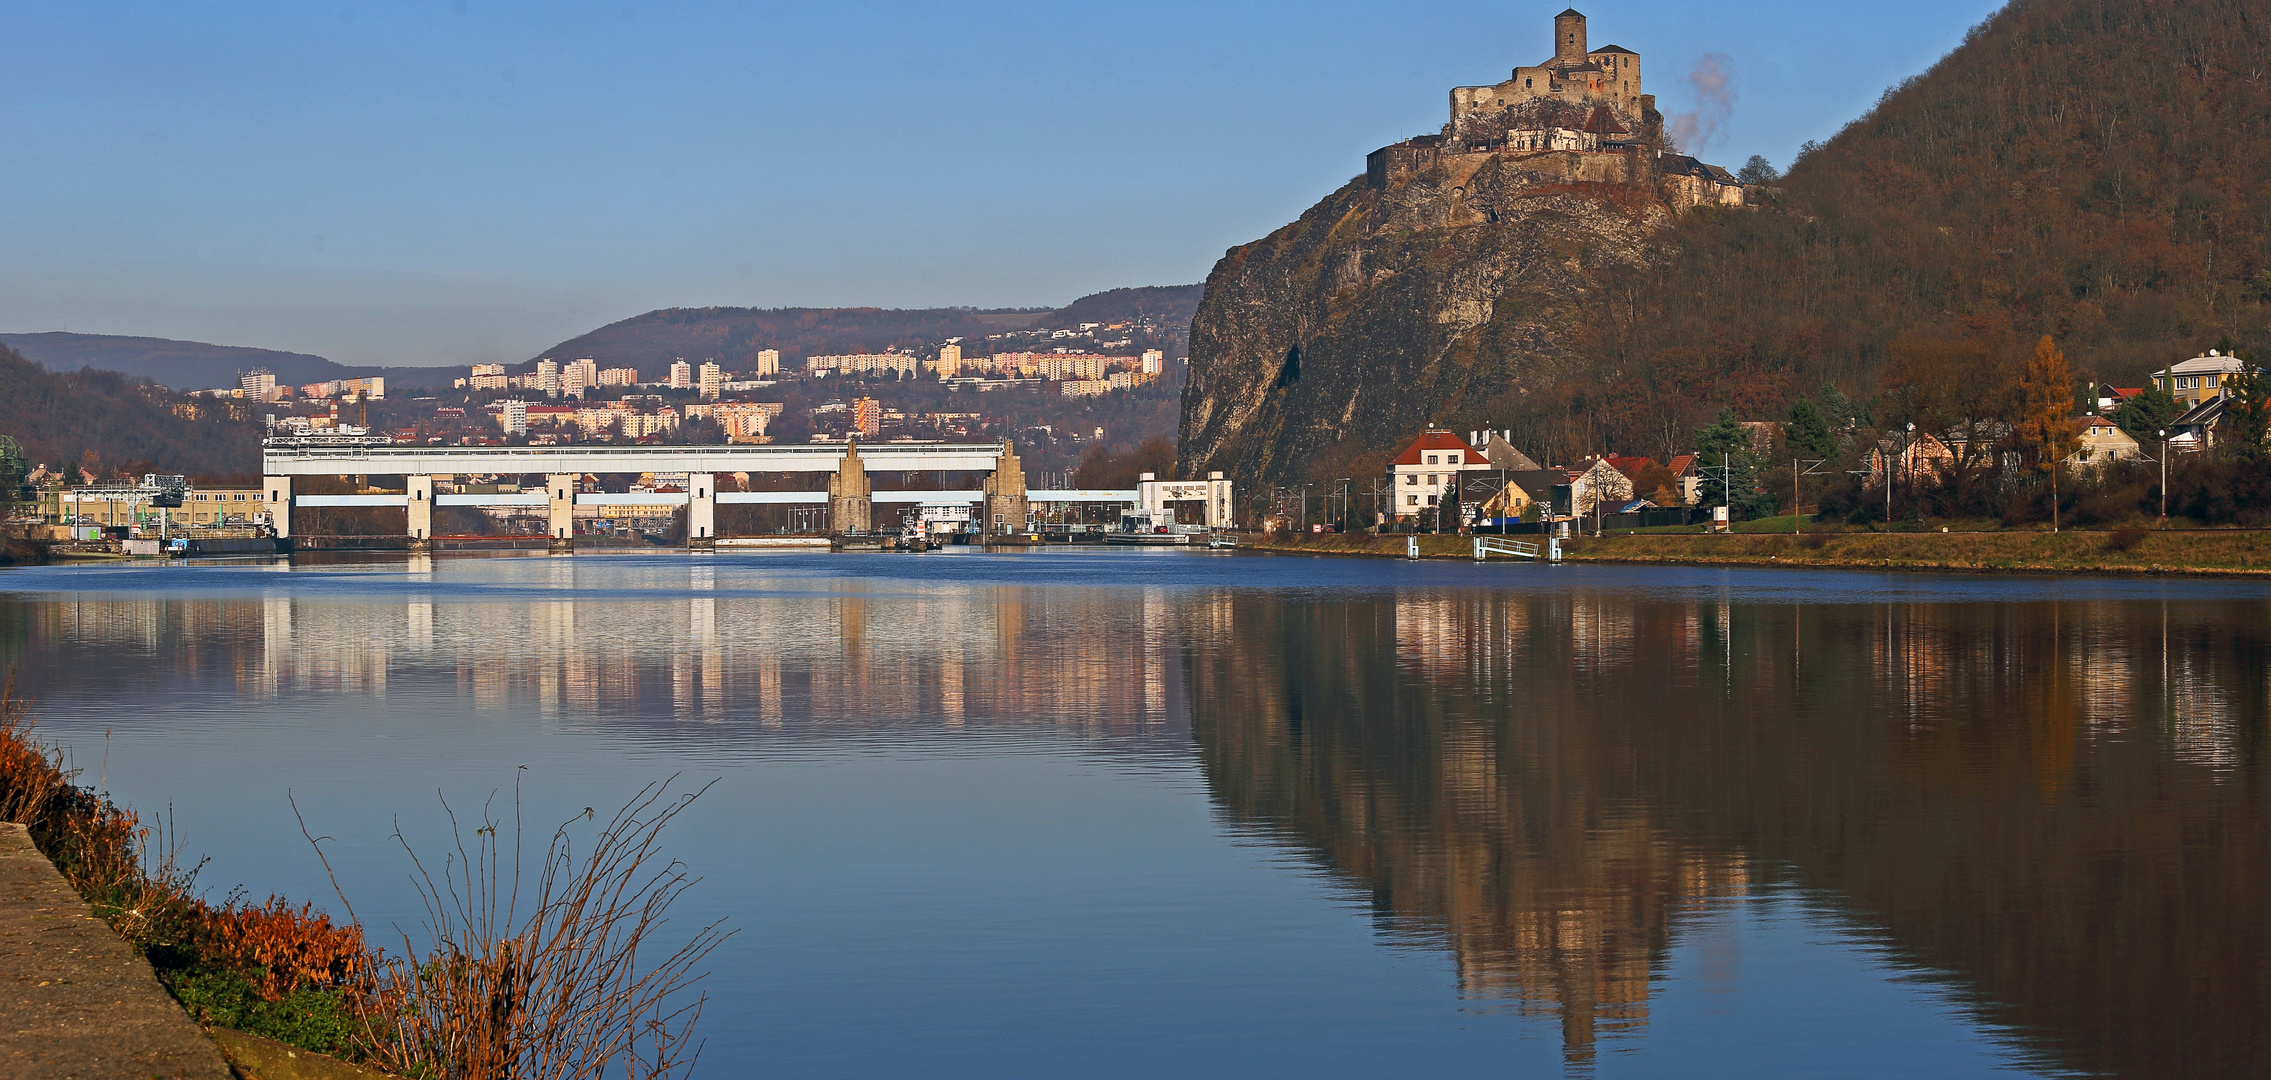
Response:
[0,684,721,1079]
[1247,527,2271,576]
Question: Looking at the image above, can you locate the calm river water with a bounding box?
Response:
[0,549,2264,1077]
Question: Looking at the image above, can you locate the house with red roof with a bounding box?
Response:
[1388,429,1490,522]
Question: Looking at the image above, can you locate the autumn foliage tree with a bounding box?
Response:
[2015,336,2079,472]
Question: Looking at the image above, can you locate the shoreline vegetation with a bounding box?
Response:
[1247,525,2271,577]
[0,683,722,1079]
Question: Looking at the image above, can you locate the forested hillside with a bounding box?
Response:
[1512,0,2271,458]
[0,345,262,479]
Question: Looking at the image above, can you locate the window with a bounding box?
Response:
[1404,474,1417,485]
[1428,495,1439,506]
[1407,494,1419,506]
[1427,474,1438,485]
[1426,454,1438,464]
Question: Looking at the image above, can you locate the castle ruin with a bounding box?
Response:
[1366,9,1743,210]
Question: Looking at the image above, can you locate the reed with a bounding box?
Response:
[311,775,730,1080]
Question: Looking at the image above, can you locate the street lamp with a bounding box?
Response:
[2158,428,2168,519]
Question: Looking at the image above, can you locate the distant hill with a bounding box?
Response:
[0,344,263,479]
[528,285,1203,372]
[0,333,462,395]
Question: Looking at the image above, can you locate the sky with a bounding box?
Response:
[0,0,2007,367]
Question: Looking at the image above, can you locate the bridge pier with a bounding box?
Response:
[981,441,1028,535]
[407,474,434,552]
[687,473,716,549]
[262,476,292,540]
[829,444,872,534]
[547,473,577,553]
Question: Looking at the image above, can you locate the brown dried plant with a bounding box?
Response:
[303,773,729,1080]
[199,893,374,1000]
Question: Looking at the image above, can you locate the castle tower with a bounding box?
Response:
[1554,8,1588,66]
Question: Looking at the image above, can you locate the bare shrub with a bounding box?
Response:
[2107,524,2150,552]
[311,776,730,1080]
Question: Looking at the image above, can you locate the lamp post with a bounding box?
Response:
[2159,429,2168,519]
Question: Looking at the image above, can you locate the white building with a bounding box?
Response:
[499,399,529,436]
[669,360,692,389]
[1140,350,1164,375]
[698,361,723,400]
[1387,428,1490,520]
[239,370,278,401]
[534,359,560,394]
[754,349,780,377]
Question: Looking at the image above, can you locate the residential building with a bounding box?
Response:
[852,397,882,438]
[1061,379,1111,397]
[807,353,919,378]
[669,360,693,389]
[469,364,509,391]
[2067,415,2142,472]
[698,361,723,400]
[534,359,560,394]
[561,358,599,398]
[1387,428,1490,520]
[239,370,279,401]
[1566,457,1636,518]
[599,367,638,387]
[499,399,529,435]
[755,349,780,377]
[2152,350,2252,409]
[927,344,963,379]
[1140,349,1164,375]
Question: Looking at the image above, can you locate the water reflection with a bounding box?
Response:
[1187,586,2271,1077]
[1,559,1189,749]
[4,558,2268,1077]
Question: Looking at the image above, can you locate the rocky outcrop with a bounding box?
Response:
[1177,152,1675,487]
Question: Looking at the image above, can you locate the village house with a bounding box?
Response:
[2066,415,2141,473]
[2150,350,2259,453]
[1387,429,1492,521]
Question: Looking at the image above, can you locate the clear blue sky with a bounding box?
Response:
[0,1,2005,367]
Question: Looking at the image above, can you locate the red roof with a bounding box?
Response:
[1665,454,1697,476]
[1603,454,1656,477]
[1391,429,1487,467]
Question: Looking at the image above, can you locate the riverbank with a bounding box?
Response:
[1247,528,2271,576]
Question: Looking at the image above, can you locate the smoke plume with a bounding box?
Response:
[1664,53,1736,154]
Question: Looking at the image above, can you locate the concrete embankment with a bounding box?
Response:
[1246,529,2271,577]
[0,823,232,1078]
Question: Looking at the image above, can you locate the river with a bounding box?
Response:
[0,549,2262,1077]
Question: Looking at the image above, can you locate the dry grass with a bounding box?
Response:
[306,775,730,1080]
[1252,529,2271,575]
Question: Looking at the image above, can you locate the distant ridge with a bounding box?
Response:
[0,333,461,395]
[527,285,1203,372]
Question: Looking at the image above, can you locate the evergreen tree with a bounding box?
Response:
[1784,398,1837,462]
[2111,387,2182,443]
[2220,351,2271,462]
[1693,408,1774,518]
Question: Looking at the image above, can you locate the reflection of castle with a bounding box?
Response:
[1189,586,2271,1076]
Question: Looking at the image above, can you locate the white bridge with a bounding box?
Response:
[261,439,1232,548]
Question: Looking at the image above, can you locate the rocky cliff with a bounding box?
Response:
[1177,152,1676,487]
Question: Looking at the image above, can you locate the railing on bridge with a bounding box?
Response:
[1475,536,1556,562]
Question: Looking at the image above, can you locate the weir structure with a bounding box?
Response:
[260,438,1233,550]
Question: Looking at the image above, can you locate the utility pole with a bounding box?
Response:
[2159,429,2168,519]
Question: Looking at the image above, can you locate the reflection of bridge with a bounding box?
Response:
[261,439,1233,550]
